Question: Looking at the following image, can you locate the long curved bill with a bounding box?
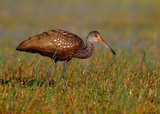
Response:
[98,38,116,55]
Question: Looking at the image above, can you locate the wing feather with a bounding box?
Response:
[16,29,84,57]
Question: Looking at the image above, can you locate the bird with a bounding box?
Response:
[16,29,116,93]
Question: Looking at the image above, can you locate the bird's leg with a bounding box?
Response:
[47,60,56,90]
[62,60,70,93]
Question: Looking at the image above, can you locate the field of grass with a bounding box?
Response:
[0,0,160,113]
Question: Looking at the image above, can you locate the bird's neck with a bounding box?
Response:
[74,40,95,59]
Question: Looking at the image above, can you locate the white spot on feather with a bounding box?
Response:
[57,44,60,46]
[62,33,67,35]
[53,39,57,42]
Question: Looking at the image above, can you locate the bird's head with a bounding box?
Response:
[87,31,116,55]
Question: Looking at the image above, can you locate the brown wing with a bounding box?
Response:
[16,29,84,61]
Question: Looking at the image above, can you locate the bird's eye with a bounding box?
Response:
[95,35,98,37]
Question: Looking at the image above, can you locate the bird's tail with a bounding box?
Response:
[16,35,39,51]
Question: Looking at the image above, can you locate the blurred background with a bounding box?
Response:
[0,0,160,56]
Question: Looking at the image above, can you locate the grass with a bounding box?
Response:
[0,0,160,113]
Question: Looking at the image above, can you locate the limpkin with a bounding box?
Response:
[16,29,115,93]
